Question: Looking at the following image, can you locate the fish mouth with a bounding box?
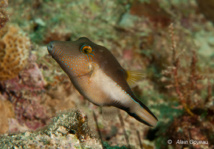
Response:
[47,41,55,53]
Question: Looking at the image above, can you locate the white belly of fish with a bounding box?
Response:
[86,68,135,108]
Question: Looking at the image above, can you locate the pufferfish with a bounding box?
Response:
[47,37,158,127]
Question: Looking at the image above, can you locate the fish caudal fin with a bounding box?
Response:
[128,100,158,127]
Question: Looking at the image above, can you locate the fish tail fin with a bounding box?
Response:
[128,99,158,127]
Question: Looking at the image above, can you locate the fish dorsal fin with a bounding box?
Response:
[126,70,145,87]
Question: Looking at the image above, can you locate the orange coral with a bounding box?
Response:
[0,25,31,80]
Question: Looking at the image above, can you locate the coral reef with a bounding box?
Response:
[166,114,211,149]
[1,0,213,148]
[0,25,30,80]
[0,53,78,133]
[1,58,49,131]
[0,110,102,148]
[0,0,8,29]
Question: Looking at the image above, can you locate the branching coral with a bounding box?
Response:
[162,24,206,116]
[159,24,214,148]
[0,25,31,80]
[0,0,9,29]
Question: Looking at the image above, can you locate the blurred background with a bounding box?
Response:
[0,0,214,148]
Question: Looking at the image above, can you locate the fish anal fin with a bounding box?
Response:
[101,106,118,121]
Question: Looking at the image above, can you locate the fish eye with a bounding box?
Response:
[81,45,93,54]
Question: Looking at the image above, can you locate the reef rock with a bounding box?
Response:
[0,110,102,149]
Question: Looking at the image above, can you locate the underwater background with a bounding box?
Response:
[0,0,214,148]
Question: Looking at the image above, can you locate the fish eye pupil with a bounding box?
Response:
[81,45,92,54]
[84,48,89,54]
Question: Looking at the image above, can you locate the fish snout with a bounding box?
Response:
[47,41,55,53]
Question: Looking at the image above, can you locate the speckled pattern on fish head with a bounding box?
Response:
[48,37,127,84]
[47,37,132,106]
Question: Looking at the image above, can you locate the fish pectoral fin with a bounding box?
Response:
[75,62,99,78]
[126,70,145,87]
[87,62,100,83]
